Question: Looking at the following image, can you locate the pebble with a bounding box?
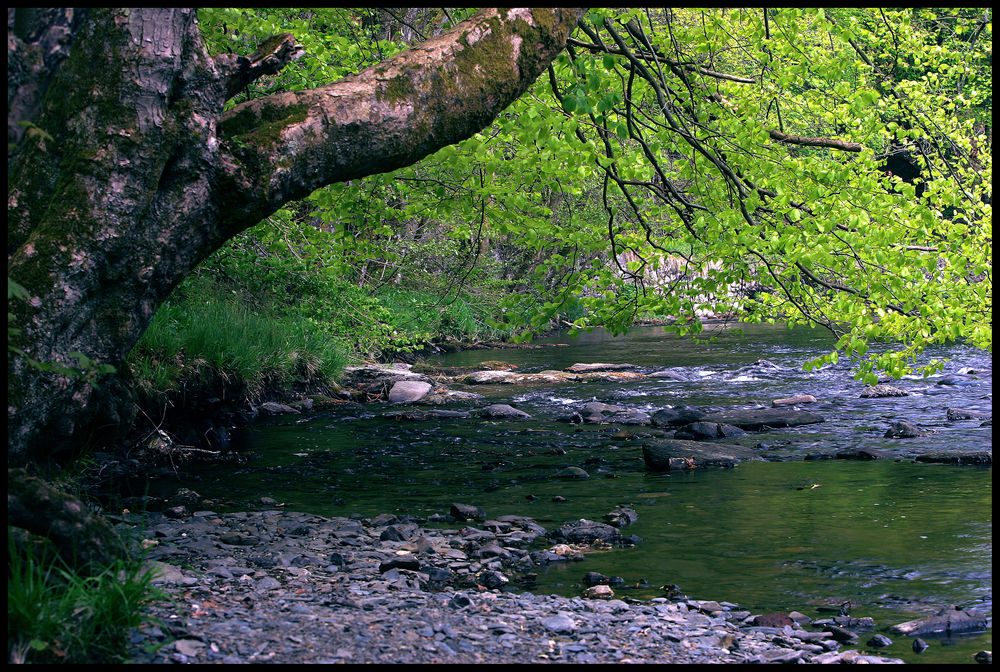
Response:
[120,509,906,664]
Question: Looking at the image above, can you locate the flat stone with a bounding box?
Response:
[643,439,761,471]
[772,395,817,406]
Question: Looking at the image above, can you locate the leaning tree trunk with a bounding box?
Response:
[7,8,583,465]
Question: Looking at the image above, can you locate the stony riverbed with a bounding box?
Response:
[120,506,922,664]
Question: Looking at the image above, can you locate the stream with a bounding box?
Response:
[142,323,991,664]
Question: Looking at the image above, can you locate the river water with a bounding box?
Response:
[146,323,992,664]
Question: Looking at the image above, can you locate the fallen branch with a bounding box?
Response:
[768,129,862,152]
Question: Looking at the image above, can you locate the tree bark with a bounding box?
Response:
[7,8,583,464]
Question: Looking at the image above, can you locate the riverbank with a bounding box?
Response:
[120,507,909,664]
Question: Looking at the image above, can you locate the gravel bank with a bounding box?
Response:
[120,508,904,664]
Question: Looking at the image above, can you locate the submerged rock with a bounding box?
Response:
[884,420,924,438]
[550,519,621,545]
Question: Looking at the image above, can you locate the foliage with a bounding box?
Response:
[189,7,991,384]
[7,528,164,664]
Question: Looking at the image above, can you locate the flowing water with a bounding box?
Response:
[145,323,992,663]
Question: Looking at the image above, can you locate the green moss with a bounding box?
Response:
[219,102,310,147]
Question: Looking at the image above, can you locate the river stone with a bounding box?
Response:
[462,370,518,384]
[835,448,890,460]
[554,466,590,479]
[450,503,486,521]
[582,584,615,599]
[674,421,745,440]
[387,380,432,403]
[698,408,824,430]
[860,384,909,398]
[541,613,576,634]
[643,439,761,471]
[258,401,300,415]
[914,451,992,465]
[564,362,638,372]
[772,394,817,406]
[550,519,621,545]
[650,406,706,427]
[946,407,992,421]
[889,606,990,637]
[604,506,638,528]
[476,403,532,419]
[884,420,923,438]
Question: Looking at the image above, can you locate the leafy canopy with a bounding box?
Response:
[196,8,991,383]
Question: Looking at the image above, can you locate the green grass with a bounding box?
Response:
[7,529,165,664]
[129,289,348,403]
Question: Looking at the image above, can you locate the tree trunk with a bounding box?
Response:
[7,8,583,465]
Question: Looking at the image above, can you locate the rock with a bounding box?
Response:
[867,634,893,648]
[551,519,621,545]
[699,408,825,430]
[541,613,576,634]
[884,420,923,438]
[650,406,706,427]
[475,404,532,420]
[582,585,615,599]
[387,380,432,403]
[604,506,638,528]
[890,606,989,637]
[564,363,637,372]
[643,439,761,471]
[835,448,890,460]
[914,451,992,465]
[674,421,746,440]
[973,651,992,664]
[554,466,590,479]
[753,612,794,628]
[340,366,435,396]
[450,503,486,522]
[860,384,909,398]
[476,569,509,589]
[258,401,300,415]
[648,369,690,381]
[912,638,929,653]
[946,407,992,421]
[772,394,817,406]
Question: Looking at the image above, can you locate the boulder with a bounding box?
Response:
[643,439,761,471]
[554,466,590,479]
[699,408,825,430]
[387,380,432,403]
[604,506,638,528]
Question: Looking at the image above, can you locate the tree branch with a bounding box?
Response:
[768,129,863,152]
[216,32,304,101]
[216,8,584,231]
